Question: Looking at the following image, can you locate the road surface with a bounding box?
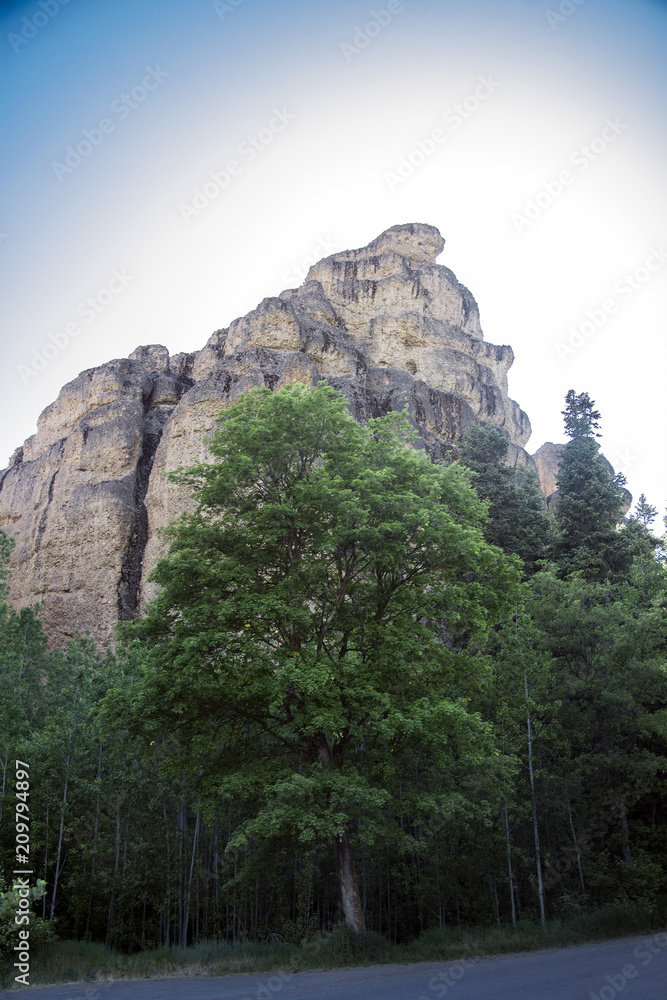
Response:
[2,932,666,999]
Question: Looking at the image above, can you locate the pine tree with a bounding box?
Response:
[561,390,601,439]
[630,494,658,530]
[552,391,632,582]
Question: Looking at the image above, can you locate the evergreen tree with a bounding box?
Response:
[561,390,601,439]
[525,571,667,907]
[458,421,551,575]
[630,494,659,530]
[552,391,632,582]
[624,493,661,573]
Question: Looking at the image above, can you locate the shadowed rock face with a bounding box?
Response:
[532,442,566,502]
[0,223,535,647]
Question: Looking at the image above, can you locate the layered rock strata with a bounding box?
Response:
[1,223,535,646]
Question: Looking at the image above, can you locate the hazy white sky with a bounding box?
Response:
[2,0,666,514]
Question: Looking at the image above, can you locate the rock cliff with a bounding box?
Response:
[532,442,565,502]
[1,223,538,646]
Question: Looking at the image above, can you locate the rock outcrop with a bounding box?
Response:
[1,223,537,646]
[532,442,565,503]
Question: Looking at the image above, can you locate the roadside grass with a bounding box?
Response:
[1,906,660,990]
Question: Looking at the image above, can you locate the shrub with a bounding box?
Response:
[0,877,52,957]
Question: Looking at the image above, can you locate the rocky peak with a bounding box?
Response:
[339,222,445,265]
[1,224,538,646]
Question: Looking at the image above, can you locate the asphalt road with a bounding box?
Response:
[3,933,666,1000]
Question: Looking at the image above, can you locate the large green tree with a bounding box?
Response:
[107,384,520,933]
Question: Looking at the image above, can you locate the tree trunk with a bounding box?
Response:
[503,805,517,929]
[619,798,633,865]
[50,771,68,924]
[525,670,546,926]
[86,742,103,937]
[42,803,49,920]
[332,831,366,934]
[182,810,200,948]
[565,791,585,891]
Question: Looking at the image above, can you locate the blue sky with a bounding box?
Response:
[2,0,666,513]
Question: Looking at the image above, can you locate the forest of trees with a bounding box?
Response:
[1,385,666,953]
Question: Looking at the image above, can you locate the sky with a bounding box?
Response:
[2,0,666,516]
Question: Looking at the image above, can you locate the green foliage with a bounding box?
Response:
[0,530,14,597]
[107,383,520,931]
[522,569,667,909]
[631,494,659,530]
[561,389,601,439]
[551,391,663,585]
[0,878,50,957]
[1,378,666,964]
[458,421,551,574]
[552,394,635,582]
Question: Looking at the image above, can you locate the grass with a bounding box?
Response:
[0,906,661,990]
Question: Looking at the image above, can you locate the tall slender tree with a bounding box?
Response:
[630,494,659,530]
[552,391,632,582]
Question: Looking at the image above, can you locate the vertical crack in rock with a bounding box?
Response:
[34,470,59,553]
[33,440,64,553]
[117,417,162,622]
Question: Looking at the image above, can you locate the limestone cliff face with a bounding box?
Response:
[1,223,534,646]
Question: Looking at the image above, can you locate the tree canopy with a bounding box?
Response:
[108,383,521,932]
